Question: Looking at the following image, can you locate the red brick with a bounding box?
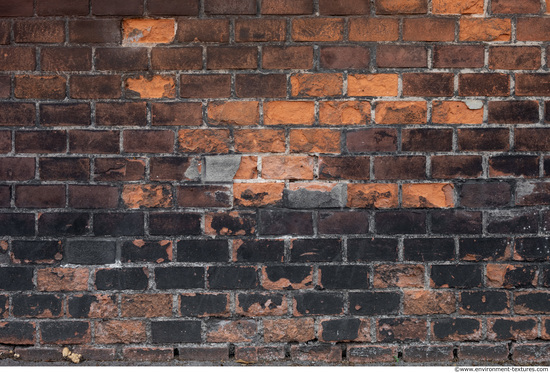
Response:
[208,101,259,126]
[403,18,456,41]
[37,0,89,15]
[152,102,202,126]
[235,129,286,153]
[0,0,33,16]
[0,47,36,71]
[517,18,550,41]
[292,18,345,42]
[0,103,35,127]
[377,45,427,67]
[320,0,369,14]
[15,76,66,99]
[0,158,35,181]
[492,0,541,13]
[0,75,9,97]
[95,48,148,71]
[40,103,91,127]
[94,158,146,181]
[180,75,231,98]
[69,185,119,209]
[204,0,256,15]
[434,45,484,68]
[37,268,89,292]
[176,19,229,43]
[39,158,89,181]
[236,19,286,42]
[69,20,121,44]
[291,73,343,97]
[207,47,257,70]
[460,18,511,41]
[459,74,510,96]
[0,131,11,153]
[95,321,146,344]
[178,129,230,153]
[41,47,92,72]
[346,128,398,152]
[374,156,426,180]
[489,46,541,70]
[14,20,65,43]
[96,102,147,127]
[70,75,121,99]
[151,47,202,70]
[15,185,65,208]
[290,129,341,154]
[320,46,370,69]
[69,130,120,154]
[123,130,174,153]
[148,0,199,15]
[349,18,399,41]
[261,0,313,14]
[123,348,173,362]
[516,74,550,96]
[403,73,454,97]
[376,0,428,14]
[178,185,231,208]
[92,0,143,15]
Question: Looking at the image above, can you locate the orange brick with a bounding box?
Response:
[37,268,89,292]
[374,264,425,288]
[432,101,484,124]
[376,101,427,124]
[460,18,511,42]
[95,320,146,344]
[125,75,176,99]
[403,290,456,315]
[262,156,315,180]
[122,184,172,208]
[349,18,399,41]
[121,294,173,317]
[233,182,284,207]
[347,183,398,208]
[234,156,258,179]
[264,319,315,342]
[291,73,343,97]
[348,74,398,97]
[208,101,259,126]
[123,19,175,44]
[432,0,484,14]
[178,129,230,153]
[403,18,456,42]
[319,101,370,125]
[402,183,454,208]
[264,101,315,125]
[376,0,428,14]
[290,129,341,154]
[291,18,344,42]
[234,129,286,153]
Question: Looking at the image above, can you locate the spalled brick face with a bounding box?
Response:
[0,0,549,366]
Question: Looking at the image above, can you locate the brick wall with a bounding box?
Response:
[0,0,549,365]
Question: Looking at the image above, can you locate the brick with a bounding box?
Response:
[348,74,398,97]
[434,45,484,68]
[121,184,172,209]
[375,101,427,124]
[151,321,201,343]
[290,239,341,262]
[41,47,92,72]
[404,345,454,363]
[41,103,90,127]
[40,322,90,345]
[151,157,199,181]
[348,345,397,363]
[123,130,174,153]
[0,47,35,71]
[69,20,121,44]
[258,265,308,289]
[431,265,482,288]
[404,290,456,315]
[350,292,400,316]
[0,103,36,127]
[264,318,313,342]
[0,267,34,290]
[124,348,173,362]
[39,158,89,181]
[516,74,550,96]
[460,238,511,261]
[320,46,369,69]
[178,129,231,153]
[15,185,65,209]
[431,155,482,179]
[489,46,541,70]
[489,156,539,178]
[15,130,66,153]
[460,344,509,362]
[178,185,231,208]
[235,129,285,153]
[460,18,512,41]
[349,18,399,41]
[514,237,550,261]
[404,238,455,261]
[264,101,314,125]
[374,156,426,180]
[374,264,424,289]
[96,102,146,127]
[69,130,119,154]
[151,47,201,70]
[234,183,284,207]
[493,0,541,13]
[377,318,426,342]
[65,241,116,265]
[259,210,313,235]
[347,183,398,208]
[403,73,454,97]
[14,20,65,43]
[319,101,370,125]
[0,322,35,345]
[319,156,370,180]
[403,18,455,41]
[95,268,148,290]
[15,75,65,99]
[207,319,258,343]
[0,76,9,97]
[233,239,284,263]
[402,129,453,152]
[236,292,286,316]
[459,291,509,314]
[376,211,426,234]
[486,264,537,288]
[37,0,89,15]
[517,18,550,41]
[377,45,427,68]
[96,48,148,71]
[208,101,259,126]
[92,0,143,15]
[207,47,257,69]
[205,0,255,14]
[176,19,229,43]
[68,185,118,209]
[261,0,312,14]
[262,156,314,180]
[125,75,176,99]
[292,18,344,42]
[205,211,256,236]
[460,182,511,207]
[121,239,171,263]
[13,294,62,318]
[95,321,146,344]
[37,268,89,292]
[0,157,34,180]
[319,265,369,289]
[431,318,481,341]
[94,158,145,181]
[516,128,550,151]
[71,75,121,99]
[459,73,510,96]
[0,0,33,16]
[207,266,258,289]
[262,46,312,70]
[347,128,397,153]
[291,73,343,97]
[180,293,229,317]
[235,74,286,98]
[432,100,484,124]
[376,0,427,13]
[294,292,344,316]
[0,214,33,237]
[458,128,509,151]
[178,239,228,262]
[289,129,340,154]
[402,183,454,208]
[235,19,285,42]
[149,213,201,236]
[432,0,483,14]
[515,292,550,314]
[512,344,550,363]
[148,0,199,15]
[180,75,230,98]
